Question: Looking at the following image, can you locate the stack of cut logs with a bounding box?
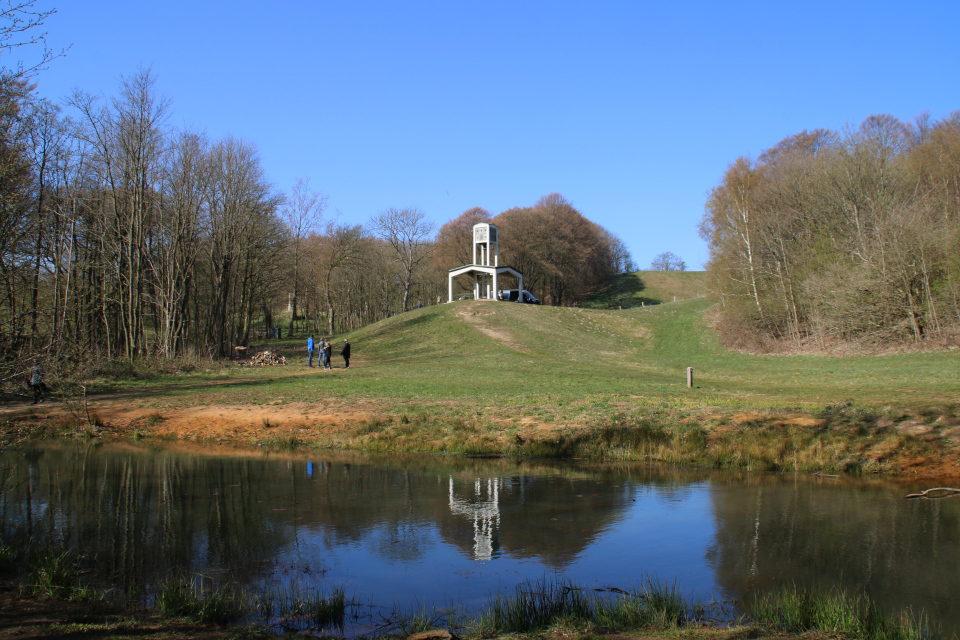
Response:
[247,350,288,366]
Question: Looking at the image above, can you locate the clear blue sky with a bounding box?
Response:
[30,1,960,270]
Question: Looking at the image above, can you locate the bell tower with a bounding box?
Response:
[473,223,498,267]
[448,222,522,302]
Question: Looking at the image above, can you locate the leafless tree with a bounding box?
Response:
[282,177,326,337]
[494,194,620,305]
[308,222,364,336]
[649,251,685,272]
[0,0,70,79]
[371,207,434,313]
[69,67,171,358]
[203,136,283,357]
[433,206,491,270]
[149,130,208,357]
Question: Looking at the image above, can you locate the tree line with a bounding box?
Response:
[289,193,633,338]
[700,112,960,351]
[0,65,633,385]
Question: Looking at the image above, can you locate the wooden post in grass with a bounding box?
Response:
[686,367,693,388]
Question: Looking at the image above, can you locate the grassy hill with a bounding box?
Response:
[580,270,707,308]
[23,293,957,474]
[340,297,955,412]
[89,295,956,420]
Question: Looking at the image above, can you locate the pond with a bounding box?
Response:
[1,442,958,636]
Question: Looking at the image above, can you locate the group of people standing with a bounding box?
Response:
[307,335,350,369]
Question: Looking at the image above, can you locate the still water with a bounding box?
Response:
[1,442,958,635]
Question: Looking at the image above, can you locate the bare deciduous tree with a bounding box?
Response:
[649,251,686,272]
[494,194,624,305]
[282,177,326,336]
[371,207,434,313]
[433,206,491,270]
[0,0,70,78]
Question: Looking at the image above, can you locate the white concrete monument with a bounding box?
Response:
[447,223,523,302]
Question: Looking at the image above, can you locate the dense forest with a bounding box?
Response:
[0,64,631,384]
[700,113,960,352]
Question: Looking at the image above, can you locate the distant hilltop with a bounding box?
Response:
[580,270,707,309]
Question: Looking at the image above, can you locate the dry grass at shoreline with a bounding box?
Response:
[4,397,960,478]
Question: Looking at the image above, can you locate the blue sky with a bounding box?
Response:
[28,1,960,269]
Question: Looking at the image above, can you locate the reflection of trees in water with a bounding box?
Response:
[0,444,698,594]
[261,457,648,570]
[706,477,960,635]
[0,444,292,589]
[16,445,958,630]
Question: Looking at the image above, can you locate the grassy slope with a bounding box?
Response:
[126,292,957,422]
[344,298,957,411]
[580,270,707,308]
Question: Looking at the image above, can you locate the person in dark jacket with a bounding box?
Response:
[341,339,351,369]
[30,361,44,404]
[323,340,333,369]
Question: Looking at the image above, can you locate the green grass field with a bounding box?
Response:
[27,272,957,472]
[90,270,958,421]
[349,297,956,415]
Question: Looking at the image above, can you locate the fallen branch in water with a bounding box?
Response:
[904,487,960,500]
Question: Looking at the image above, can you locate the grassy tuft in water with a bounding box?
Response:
[255,584,346,629]
[748,586,935,640]
[155,576,244,624]
[27,547,80,599]
[475,578,594,633]
[398,602,444,635]
[472,577,696,635]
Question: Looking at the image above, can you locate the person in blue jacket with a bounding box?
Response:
[307,334,315,367]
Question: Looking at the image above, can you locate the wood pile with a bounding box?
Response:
[246,350,288,366]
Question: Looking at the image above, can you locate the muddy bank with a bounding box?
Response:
[3,395,960,478]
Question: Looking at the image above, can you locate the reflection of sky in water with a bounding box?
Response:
[569,486,717,597]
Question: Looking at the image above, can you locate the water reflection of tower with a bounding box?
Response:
[448,476,501,561]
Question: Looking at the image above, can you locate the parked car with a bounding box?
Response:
[499,289,541,304]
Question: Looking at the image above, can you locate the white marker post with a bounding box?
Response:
[686,367,693,388]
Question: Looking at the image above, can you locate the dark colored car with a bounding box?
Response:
[499,289,541,304]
